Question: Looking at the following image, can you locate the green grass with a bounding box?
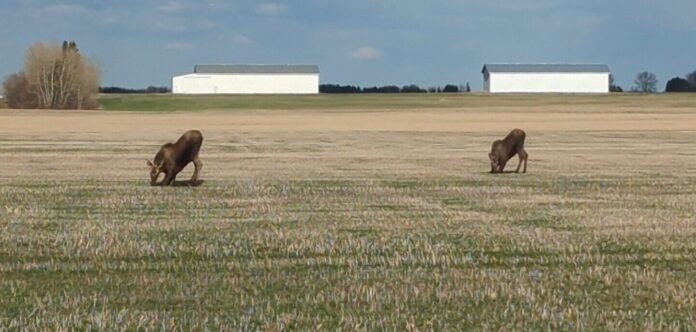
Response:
[98,93,465,112]
[1,92,694,112]
[2,173,696,329]
[97,92,696,112]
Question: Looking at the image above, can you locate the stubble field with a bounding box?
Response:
[1,94,696,330]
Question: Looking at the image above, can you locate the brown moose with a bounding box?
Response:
[147,130,203,186]
[489,128,528,174]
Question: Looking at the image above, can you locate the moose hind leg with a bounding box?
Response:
[523,151,528,173]
[519,150,528,173]
[191,157,203,182]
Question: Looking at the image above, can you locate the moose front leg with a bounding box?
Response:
[160,173,173,186]
[515,153,524,173]
[497,160,507,173]
[161,170,178,186]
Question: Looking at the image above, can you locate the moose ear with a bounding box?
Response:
[146,159,154,168]
[157,160,165,169]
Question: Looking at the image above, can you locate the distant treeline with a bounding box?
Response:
[320,83,470,94]
[100,86,171,94]
[665,71,696,92]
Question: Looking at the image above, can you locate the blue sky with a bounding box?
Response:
[1,1,695,90]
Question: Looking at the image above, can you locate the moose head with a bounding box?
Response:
[146,159,164,186]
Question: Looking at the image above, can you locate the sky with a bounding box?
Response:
[1,1,695,90]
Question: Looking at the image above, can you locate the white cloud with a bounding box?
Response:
[638,1,696,31]
[256,3,286,16]
[231,33,253,45]
[98,14,118,26]
[156,21,186,32]
[349,47,382,60]
[196,20,219,30]
[163,42,193,50]
[44,4,86,15]
[156,1,185,13]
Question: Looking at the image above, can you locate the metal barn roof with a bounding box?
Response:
[194,64,319,74]
[482,64,610,74]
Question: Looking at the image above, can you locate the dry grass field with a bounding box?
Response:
[1,94,696,330]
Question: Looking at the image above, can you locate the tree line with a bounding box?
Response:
[320,83,471,94]
[628,70,696,93]
[99,86,171,94]
[665,71,696,92]
[3,41,100,109]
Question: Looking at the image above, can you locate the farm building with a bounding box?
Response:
[482,64,611,93]
[172,64,319,94]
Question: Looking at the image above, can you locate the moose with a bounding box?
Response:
[489,128,528,174]
[147,130,203,186]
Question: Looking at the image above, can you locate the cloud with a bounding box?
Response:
[638,1,696,31]
[98,14,118,26]
[196,20,219,30]
[163,42,193,50]
[349,47,382,60]
[156,1,185,13]
[231,33,253,45]
[256,3,287,16]
[156,20,186,32]
[44,4,86,15]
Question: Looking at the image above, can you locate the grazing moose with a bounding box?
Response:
[147,130,203,186]
[489,128,528,174]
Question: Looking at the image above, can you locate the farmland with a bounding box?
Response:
[1,94,696,329]
[97,92,696,112]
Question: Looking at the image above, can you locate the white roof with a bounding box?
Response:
[483,64,611,74]
[194,64,319,74]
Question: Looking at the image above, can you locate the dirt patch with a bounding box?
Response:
[2,109,696,142]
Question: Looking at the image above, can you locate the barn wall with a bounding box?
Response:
[483,72,490,92]
[488,73,609,93]
[172,74,319,94]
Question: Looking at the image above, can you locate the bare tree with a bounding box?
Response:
[3,41,100,109]
[609,74,623,92]
[632,71,658,93]
[2,72,35,108]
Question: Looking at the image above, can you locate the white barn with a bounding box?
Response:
[172,64,319,94]
[482,64,611,93]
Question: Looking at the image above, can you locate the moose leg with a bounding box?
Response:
[517,150,528,173]
[515,154,523,173]
[170,173,178,184]
[522,150,528,173]
[191,157,203,182]
[498,160,506,173]
[162,171,177,186]
[161,173,173,186]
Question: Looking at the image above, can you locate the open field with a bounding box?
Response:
[1,95,696,329]
[98,92,696,112]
